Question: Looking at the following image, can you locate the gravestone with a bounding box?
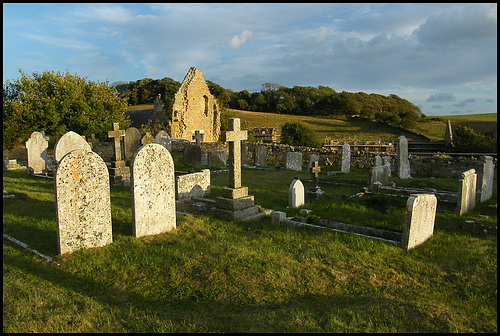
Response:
[55,149,112,255]
[307,161,324,200]
[254,145,267,167]
[370,165,389,190]
[288,178,305,209]
[124,127,142,164]
[208,151,227,168]
[241,141,248,166]
[25,131,49,174]
[131,143,176,237]
[215,118,260,220]
[383,156,392,177]
[141,132,154,145]
[155,130,172,152]
[176,169,210,200]
[401,194,437,251]
[479,156,494,203]
[341,143,351,173]
[308,154,320,169]
[184,144,202,165]
[286,152,303,171]
[53,131,92,163]
[374,155,382,167]
[456,169,477,215]
[397,135,411,179]
[108,123,130,186]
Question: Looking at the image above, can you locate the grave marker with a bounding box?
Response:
[479,156,494,203]
[286,152,303,171]
[397,135,411,179]
[254,145,267,167]
[456,169,477,215]
[108,122,125,162]
[341,143,351,173]
[131,143,176,237]
[53,131,92,163]
[25,131,49,174]
[55,149,112,255]
[141,132,154,145]
[288,178,305,209]
[124,127,142,163]
[401,194,437,250]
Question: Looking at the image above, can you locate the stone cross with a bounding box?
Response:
[108,122,125,162]
[309,161,321,187]
[223,118,247,189]
[193,130,203,146]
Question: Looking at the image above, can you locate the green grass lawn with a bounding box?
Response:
[3,168,497,332]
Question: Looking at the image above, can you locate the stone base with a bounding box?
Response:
[222,186,248,199]
[215,205,261,221]
[306,187,325,201]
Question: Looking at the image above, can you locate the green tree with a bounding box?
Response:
[280,122,320,148]
[3,70,130,147]
[450,126,495,153]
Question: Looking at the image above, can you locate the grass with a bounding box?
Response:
[3,166,497,332]
[433,113,497,122]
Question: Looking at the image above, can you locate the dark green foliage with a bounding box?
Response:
[280,122,320,148]
[449,126,495,153]
[3,70,131,147]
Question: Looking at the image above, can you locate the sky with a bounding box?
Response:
[3,3,497,117]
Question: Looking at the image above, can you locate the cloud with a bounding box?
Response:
[229,30,253,48]
[486,99,494,103]
[463,98,476,103]
[431,105,442,109]
[21,33,96,51]
[426,93,456,102]
[453,101,466,108]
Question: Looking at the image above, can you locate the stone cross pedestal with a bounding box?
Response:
[107,122,130,186]
[215,118,261,221]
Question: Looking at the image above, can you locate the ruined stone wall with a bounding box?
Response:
[170,67,221,142]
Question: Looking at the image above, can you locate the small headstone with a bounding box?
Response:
[397,135,411,179]
[131,143,176,237]
[383,156,391,177]
[124,127,142,163]
[401,194,437,250]
[208,151,227,168]
[370,165,389,190]
[254,145,267,167]
[241,141,248,166]
[288,178,305,209]
[286,152,303,171]
[55,149,112,255]
[341,143,351,173]
[141,132,154,145]
[479,156,494,203]
[108,122,125,162]
[176,169,210,200]
[155,130,172,152]
[25,131,49,174]
[184,144,202,165]
[374,155,382,167]
[53,131,92,163]
[272,211,286,226]
[308,154,320,169]
[192,130,203,146]
[456,169,477,215]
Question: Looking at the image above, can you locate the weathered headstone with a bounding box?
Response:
[208,151,227,168]
[254,145,267,167]
[25,131,49,174]
[456,169,477,215]
[401,194,437,251]
[308,154,320,169]
[397,135,411,179]
[55,149,112,255]
[184,144,202,165]
[141,132,154,145]
[241,141,248,166]
[155,130,172,152]
[124,127,142,163]
[215,118,260,220]
[272,211,287,226]
[374,155,382,167]
[370,165,389,190]
[286,152,303,171]
[479,156,495,203]
[176,169,210,200]
[383,156,392,177]
[288,178,305,209]
[53,131,92,163]
[192,130,203,145]
[341,143,351,173]
[131,143,176,237]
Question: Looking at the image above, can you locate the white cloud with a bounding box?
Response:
[229,30,253,48]
[427,93,456,102]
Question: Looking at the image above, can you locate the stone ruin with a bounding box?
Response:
[170,67,221,143]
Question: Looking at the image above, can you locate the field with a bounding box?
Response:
[3,166,497,333]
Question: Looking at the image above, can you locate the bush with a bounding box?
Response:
[280,122,320,148]
[449,126,495,153]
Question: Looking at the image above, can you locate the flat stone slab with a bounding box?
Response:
[216,195,255,211]
[215,205,261,221]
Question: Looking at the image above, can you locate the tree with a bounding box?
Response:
[450,126,495,153]
[280,122,320,148]
[3,70,130,147]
